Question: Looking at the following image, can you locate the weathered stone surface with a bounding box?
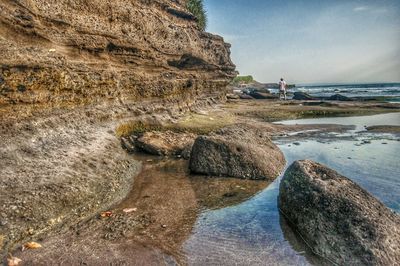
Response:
[249,91,277,99]
[0,0,236,116]
[226,93,240,99]
[135,131,196,156]
[239,94,254,99]
[293,92,316,100]
[0,0,236,255]
[279,160,400,265]
[189,124,285,180]
[328,94,353,101]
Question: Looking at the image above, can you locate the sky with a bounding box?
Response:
[203,0,400,84]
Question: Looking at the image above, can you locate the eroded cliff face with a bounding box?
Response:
[0,0,236,120]
[0,0,236,256]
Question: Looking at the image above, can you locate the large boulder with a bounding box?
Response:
[134,131,196,156]
[239,94,254,99]
[293,91,316,100]
[248,91,278,99]
[189,124,285,180]
[279,160,400,265]
[328,94,353,101]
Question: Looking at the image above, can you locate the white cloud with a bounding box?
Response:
[353,6,370,12]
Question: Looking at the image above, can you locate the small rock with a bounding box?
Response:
[123,208,137,213]
[121,137,135,153]
[100,211,113,218]
[134,131,195,156]
[22,241,42,251]
[7,256,22,266]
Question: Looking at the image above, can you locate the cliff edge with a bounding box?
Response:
[0,0,236,255]
[0,0,236,117]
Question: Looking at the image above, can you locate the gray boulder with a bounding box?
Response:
[239,94,254,99]
[189,124,285,180]
[293,91,316,100]
[279,160,400,265]
[248,91,278,99]
[328,93,353,101]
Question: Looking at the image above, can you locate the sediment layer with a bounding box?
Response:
[0,0,236,255]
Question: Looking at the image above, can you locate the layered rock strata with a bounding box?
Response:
[0,0,236,116]
[0,0,236,255]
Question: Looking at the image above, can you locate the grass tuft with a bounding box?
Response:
[115,121,162,138]
[115,112,235,137]
[187,0,207,31]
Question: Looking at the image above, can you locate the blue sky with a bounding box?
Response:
[204,0,400,84]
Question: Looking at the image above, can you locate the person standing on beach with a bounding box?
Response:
[279,78,287,100]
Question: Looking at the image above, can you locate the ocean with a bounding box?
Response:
[267,83,400,102]
[295,83,400,102]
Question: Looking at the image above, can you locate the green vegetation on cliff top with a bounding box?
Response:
[232,75,254,85]
[187,0,207,31]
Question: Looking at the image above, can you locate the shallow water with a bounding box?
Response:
[182,113,400,265]
[269,83,400,102]
[297,83,400,101]
[275,112,400,132]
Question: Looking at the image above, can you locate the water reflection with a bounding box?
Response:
[183,176,321,265]
[275,112,400,132]
[122,156,272,263]
[279,214,331,266]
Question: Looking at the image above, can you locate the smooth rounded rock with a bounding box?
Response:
[292,92,316,100]
[279,160,400,265]
[189,124,285,180]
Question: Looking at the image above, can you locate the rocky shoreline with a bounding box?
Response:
[1,0,400,264]
[2,99,399,264]
[1,0,236,261]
